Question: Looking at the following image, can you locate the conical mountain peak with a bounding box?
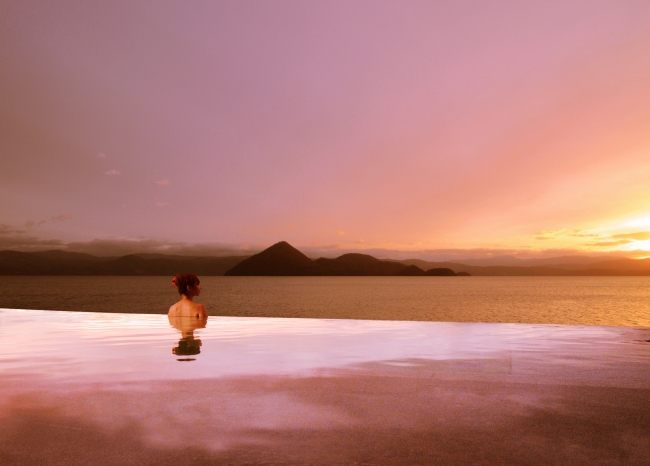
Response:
[224,241,321,276]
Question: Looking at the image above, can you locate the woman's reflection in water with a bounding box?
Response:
[168,273,208,361]
[168,313,207,360]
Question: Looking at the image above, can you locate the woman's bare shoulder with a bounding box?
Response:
[168,301,182,316]
[190,302,207,316]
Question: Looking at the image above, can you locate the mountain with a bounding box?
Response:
[314,253,407,276]
[424,268,457,276]
[0,250,249,275]
[583,258,650,271]
[225,244,467,276]
[446,255,610,267]
[30,250,110,261]
[395,265,425,276]
[0,250,95,274]
[395,257,650,275]
[224,241,323,276]
[403,254,643,269]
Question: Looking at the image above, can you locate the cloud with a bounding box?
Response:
[585,239,632,247]
[105,170,121,175]
[625,249,650,258]
[532,229,567,240]
[51,214,72,222]
[64,238,261,257]
[24,220,46,228]
[533,228,600,241]
[532,229,603,241]
[610,231,650,241]
[568,230,600,238]
[582,231,650,248]
[95,153,106,158]
[0,224,262,256]
[155,179,169,185]
[0,224,65,251]
[0,224,27,235]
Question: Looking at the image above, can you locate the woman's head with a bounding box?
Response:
[172,273,201,297]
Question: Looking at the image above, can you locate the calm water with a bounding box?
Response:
[2,309,650,464]
[1,308,649,383]
[1,276,649,327]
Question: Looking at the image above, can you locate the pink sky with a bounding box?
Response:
[1,1,650,259]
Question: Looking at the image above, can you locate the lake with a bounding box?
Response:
[1,275,649,326]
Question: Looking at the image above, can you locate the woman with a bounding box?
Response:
[169,273,207,358]
[168,273,208,319]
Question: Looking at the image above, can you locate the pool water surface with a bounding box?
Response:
[1,308,649,465]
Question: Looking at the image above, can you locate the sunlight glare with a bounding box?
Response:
[623,215,650,229]
[625,239,650,253]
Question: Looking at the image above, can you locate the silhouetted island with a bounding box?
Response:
[224,241,465,276]
[314,253,407,276]
[224,241,323,276]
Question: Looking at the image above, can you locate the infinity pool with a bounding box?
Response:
[1,308,649,465]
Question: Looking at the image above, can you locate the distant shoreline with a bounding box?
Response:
[2,241,650,276]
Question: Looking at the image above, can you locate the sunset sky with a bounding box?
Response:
[2,1,650,260]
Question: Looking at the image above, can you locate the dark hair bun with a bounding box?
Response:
[172,273,200,297]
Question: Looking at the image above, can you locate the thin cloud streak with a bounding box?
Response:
[64,239,260,257]
[611,231,650,241]
[0,224,65,251]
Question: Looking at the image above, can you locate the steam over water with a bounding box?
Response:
[1,276,649,327]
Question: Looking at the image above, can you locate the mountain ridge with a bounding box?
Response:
[0,250,249,276]
[1,243,649,275]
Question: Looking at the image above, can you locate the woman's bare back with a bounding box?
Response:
[168,299,207,318]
